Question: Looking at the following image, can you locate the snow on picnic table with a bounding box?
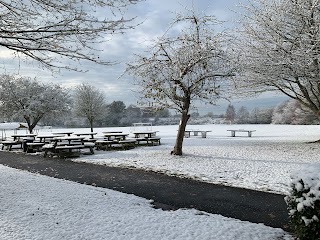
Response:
[70,124,320,195]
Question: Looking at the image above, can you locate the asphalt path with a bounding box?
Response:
[0,151,291,232]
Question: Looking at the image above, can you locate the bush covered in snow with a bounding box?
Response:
[285,164,320,239]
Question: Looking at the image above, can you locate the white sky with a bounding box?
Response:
[0,0,284,114]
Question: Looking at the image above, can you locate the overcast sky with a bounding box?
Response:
[0,0,287,114]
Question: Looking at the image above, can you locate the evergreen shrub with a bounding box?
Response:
[285,165,320,239]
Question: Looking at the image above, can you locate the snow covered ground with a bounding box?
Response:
[2,124,319,239]
[69,124,320,195]
[0,165,292,239]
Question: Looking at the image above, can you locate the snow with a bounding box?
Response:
[66,124,320,195]
[0,165,292,240]
[2,123,319,239]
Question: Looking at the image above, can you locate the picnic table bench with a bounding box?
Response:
[117,139,137,150]
[43,136,94,158]
[1,140,23,151]
[133,131,161,146]
[96,139,137,150]
[26,142,45,153]
[74,132,97,139]
[54,145,85,158]
[95,140,114,150]
[227,129,256,137]
[135,137,161,146]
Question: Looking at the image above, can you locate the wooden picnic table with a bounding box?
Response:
[37,134,64,142]
[74,132,97,139]
[10,134,37,152]
[11,133,37,141]
[132,131,158,138]
[103,133,128,141]
[53,136,85,144]
[53,131,74,136]
[44,136,93,158]
[132,131,161,145]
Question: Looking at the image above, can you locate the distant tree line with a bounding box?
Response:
[224,100,320,125]
[1,76,319,134]
[48,100,171,128]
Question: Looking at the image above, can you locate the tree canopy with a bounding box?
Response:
[74,83,107,132]
[0,74,71,133]
[127,10,234,155]
[234,0,320,118]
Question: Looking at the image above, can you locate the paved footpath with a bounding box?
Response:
[0,151,291,232]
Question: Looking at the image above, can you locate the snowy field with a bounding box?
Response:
[65,124,320,195]
[2,124,319,239]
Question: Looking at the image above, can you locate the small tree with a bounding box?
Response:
[236,106,250,124]
[0,74,71,133]
[225,104,236,123]
[74,83,107,132]
[127,10,234,155]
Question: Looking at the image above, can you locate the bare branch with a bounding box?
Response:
[0,0,142,71]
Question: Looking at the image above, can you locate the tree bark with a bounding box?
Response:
[89,119,94,133]
[172,110,190,155]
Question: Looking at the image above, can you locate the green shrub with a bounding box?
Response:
[285,165,320,239]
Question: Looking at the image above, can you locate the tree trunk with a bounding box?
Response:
[24,116,33,134]
[172,110,190,155]
[89,119,94,133]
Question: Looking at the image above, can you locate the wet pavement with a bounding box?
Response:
[0,151,291,231]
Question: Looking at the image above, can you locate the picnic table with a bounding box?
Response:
[43,136,94,158]
[227,129,256,137]
[103,133,129,141]
[37,134,64,143]
[96,132,137,150]
[53,131,74,136]
[74,132,97,139]
[132,131,158,138]
[11,134,37,152]
[11,133,37,141]
[133,131,161,146]
[1,139,23,151]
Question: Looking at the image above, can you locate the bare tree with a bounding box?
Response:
[236,106,250,124]
[127,10,234,155]
[234,0,320,118]
[0,0,140,71]
[74,83,107,132]
[0,74,71,133]
[225,104,236,123]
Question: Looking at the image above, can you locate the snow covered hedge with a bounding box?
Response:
[285,164,320,239]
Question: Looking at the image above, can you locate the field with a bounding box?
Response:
[2,124,319,239]
[69,124,320,194]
